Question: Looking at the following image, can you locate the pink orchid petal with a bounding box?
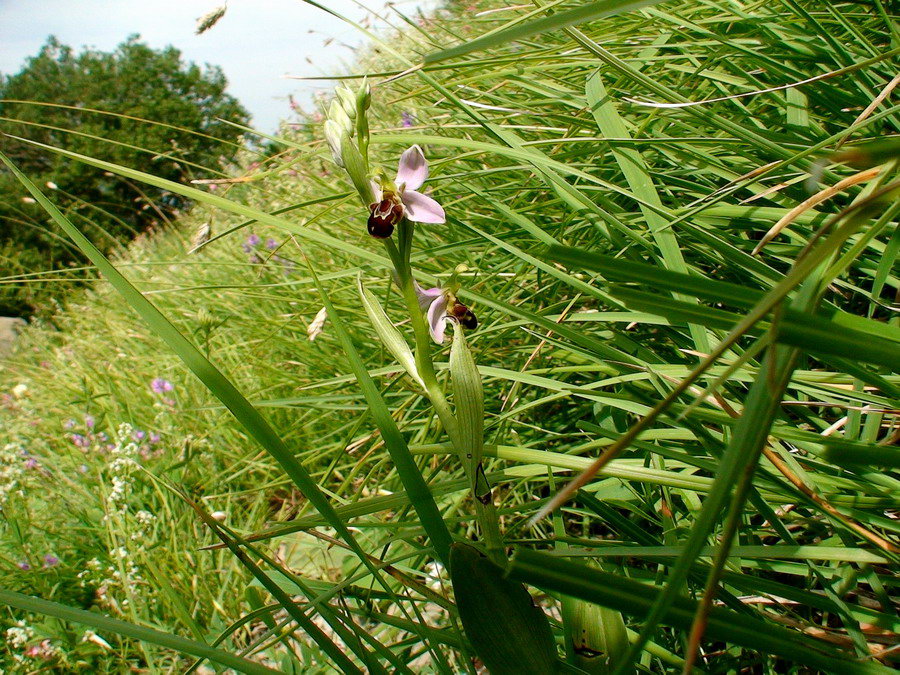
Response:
[369,180,383,204]
[395,145,428,191]
[402,190,445,224]
[426,295,449,344]
[413,282,444,311]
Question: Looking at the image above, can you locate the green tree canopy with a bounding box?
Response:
[0,36,250,314]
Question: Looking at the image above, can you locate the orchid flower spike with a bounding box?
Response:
[368,145,445,238]
[413,281,477,344]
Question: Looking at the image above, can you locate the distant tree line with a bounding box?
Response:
[0,36,250,315]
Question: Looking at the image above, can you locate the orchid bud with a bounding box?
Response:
[328,100,353,135]
[356,78,371,111]
[324,120,346,167]
[335,85,357,119]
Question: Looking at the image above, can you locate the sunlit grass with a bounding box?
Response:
[1,0,897,671]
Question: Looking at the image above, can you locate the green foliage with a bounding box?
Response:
[0,36,249,315]
[0,0,898,672]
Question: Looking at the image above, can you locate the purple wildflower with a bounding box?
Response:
[151,378,174,394]
[149,432,161,444]
[132,430,146,442]
[70,433,89,448]
[265,237,279,250]
[246,233,261,247]
[24,458,39,470]
[43,554,59,568]
[17,561,30,571]
[84,414,95,429]
[63,419,76,430]
[401,111,414,128]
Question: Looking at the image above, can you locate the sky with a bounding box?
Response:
[0,0,420,132]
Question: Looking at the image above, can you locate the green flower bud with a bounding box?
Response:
[335,85,357,119]
[356,78,371,111]
[328,99,353,135]
[324,119,346,167]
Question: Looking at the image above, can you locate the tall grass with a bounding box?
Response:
[1,0,897,672]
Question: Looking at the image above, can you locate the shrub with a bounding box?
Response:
[0,36,250,315]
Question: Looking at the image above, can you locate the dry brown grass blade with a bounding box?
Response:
[835,73,900,151]
[761,445,900,555]
[751,167,881,256]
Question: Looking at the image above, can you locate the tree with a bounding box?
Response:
[0,36,250,315]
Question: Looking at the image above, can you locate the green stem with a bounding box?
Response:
[382,234,504,561]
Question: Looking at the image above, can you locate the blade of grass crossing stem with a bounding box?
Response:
[0,590,279,675]
[424,0,666,62]
[586,71,709,355]
[507,551,892,675]
[304,260,453,564]
[0,150,399,616]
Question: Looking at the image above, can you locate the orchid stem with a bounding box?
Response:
[383,234,504,562]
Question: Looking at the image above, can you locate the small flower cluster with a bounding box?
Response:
[242,233,295,273]
[17,553,60,570]
[77,554,141,614]
[106,423,140,511]
[65,414,109,451]
[150,377,176,408]
[5,621,33,648]
[0,442,26,507]
[2,619,58,667]
[74,423,157,615]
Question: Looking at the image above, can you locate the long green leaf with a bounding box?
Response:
[508,551,891,674]
[0,589,279,674]
[305,261,454,564]
[425,0,667,62]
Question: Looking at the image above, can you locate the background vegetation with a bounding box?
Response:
[0,0,897,672]
[0,36,249,315]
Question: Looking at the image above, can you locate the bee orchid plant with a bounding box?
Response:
[325,81,502,562]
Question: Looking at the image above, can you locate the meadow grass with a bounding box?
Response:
[0,0,897,671]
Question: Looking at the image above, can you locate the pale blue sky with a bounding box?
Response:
[0,0,422,132]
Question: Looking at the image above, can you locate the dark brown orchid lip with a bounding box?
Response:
[367,195,404,238]
[450,301,478,330]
